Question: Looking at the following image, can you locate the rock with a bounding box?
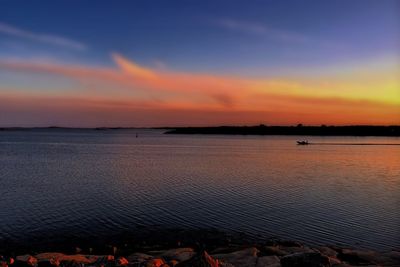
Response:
[2,257,13,267]
[256,256,281,267]
[0,256,11,267]
[34,254,115,266]
[276,241,303,248]
[116,257,128,266]
[264,246,287,257]
[159,248,195,262]
[317,247,338,258]
[263,245,314,257]
[16,255,37,266]
[213,247,259,267]
[0,256,12,267]
[380,250,400,266]
[59,255,94,264]
[145,258,165,267]
[88,255,114,266]
[279,246,315,255]
[338,249,400,266]
[327,257,341,266]
[175,251,219,267]
[34,254,64,262]
[338,249,377,265]
[127,253,153,264]
[15,257,28,263]
[281,252,330,267]
[168,260,179,266]
[211,247,243,255]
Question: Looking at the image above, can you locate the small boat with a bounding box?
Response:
[297,140,309,145]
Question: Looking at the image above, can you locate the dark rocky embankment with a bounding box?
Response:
[1,240,399,267]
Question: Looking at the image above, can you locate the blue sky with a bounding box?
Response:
[0,0,399,126]
[1,0,398,75]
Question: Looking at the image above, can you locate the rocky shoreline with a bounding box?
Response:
[1,239,399,267]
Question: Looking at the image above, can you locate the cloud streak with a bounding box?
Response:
[0,53,399,126]
[1,91,399,127]
[0,22,86,50]
[216,18,310,43]
[0,54,322,109]
[214,18,347,49]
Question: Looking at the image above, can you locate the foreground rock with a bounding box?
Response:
[256,256,280,267]
[337,248,400,266]
[212,248,259,267]
[13,254,115,267]
[175,251,219,267]
[152,248,196,262]
[280,252,330,267]
[3,242,400,267]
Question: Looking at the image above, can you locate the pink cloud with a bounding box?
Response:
[0,53,399,126]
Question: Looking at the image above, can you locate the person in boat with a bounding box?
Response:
[297,140,309,145]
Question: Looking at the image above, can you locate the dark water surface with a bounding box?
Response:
[0,129,399,250]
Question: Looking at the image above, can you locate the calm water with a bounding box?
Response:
[0,129,399,250]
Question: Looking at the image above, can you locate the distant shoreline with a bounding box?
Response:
[1,125,400,137]
[164,125,400,137]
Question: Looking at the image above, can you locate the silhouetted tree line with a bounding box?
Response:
[165,125,400,136]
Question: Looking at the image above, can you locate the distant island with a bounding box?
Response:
[164,125,400,136]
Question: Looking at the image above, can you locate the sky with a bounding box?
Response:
[0,0,399,127]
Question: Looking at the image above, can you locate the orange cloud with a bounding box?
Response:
[0,89,399,127]
[0,53,399,126]
[0,55,293,109]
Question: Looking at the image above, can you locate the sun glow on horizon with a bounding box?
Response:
[0,53,399,127]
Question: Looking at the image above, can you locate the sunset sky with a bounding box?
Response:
[0,0,399,127]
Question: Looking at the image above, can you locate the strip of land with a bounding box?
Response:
[164,125,400,136]
[1,125,400,137]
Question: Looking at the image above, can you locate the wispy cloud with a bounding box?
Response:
[215,18,310,43]
[214,18,346,49]
[0,22,86,50]
[1,89,399,127]
[0,53,399,126]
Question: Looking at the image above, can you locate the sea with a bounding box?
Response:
[0,129,399,250]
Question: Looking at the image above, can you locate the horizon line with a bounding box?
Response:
[1,124,400,129]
